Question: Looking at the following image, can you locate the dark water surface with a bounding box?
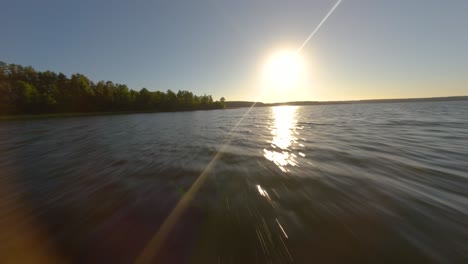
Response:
[1,101,467,263]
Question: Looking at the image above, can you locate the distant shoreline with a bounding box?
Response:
[226,96,468,109]
[0,61,226,118]
[0,108,221,121]
[1,96,466,121]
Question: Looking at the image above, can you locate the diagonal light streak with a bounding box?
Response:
[297,0,343,53]
[134,102,257,264]
[135,1,344,263]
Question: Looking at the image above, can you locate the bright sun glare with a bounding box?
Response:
[263,50,305,89]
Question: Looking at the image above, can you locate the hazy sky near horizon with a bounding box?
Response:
[2,0,467,102]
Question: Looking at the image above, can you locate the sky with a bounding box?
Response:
[1,0,467,103]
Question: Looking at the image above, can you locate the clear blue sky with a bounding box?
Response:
[2,0,467,102]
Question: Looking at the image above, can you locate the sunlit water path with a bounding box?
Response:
[1,101,467,263]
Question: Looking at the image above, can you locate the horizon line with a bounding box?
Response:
[227,95,468,105]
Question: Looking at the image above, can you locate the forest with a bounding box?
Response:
[0,61,225,115]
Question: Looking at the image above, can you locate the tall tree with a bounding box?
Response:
[0,61,226,115]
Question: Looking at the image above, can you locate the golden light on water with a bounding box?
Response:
[271,106,297,150]
[263,106,302,172]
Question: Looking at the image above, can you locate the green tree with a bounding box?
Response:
[0,61,226,115]
[17,81,39,112]
[70,73,94,111]
[138,88,151,110]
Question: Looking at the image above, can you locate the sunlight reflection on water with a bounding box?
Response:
[263,106,302,172]
[2,102,468,262]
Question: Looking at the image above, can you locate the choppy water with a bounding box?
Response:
[1,101,467,263]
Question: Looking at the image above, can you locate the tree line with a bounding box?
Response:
[0,61,226,115]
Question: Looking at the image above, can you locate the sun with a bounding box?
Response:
[263,50,305,89]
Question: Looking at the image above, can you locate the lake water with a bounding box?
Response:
[1,101,467,263]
